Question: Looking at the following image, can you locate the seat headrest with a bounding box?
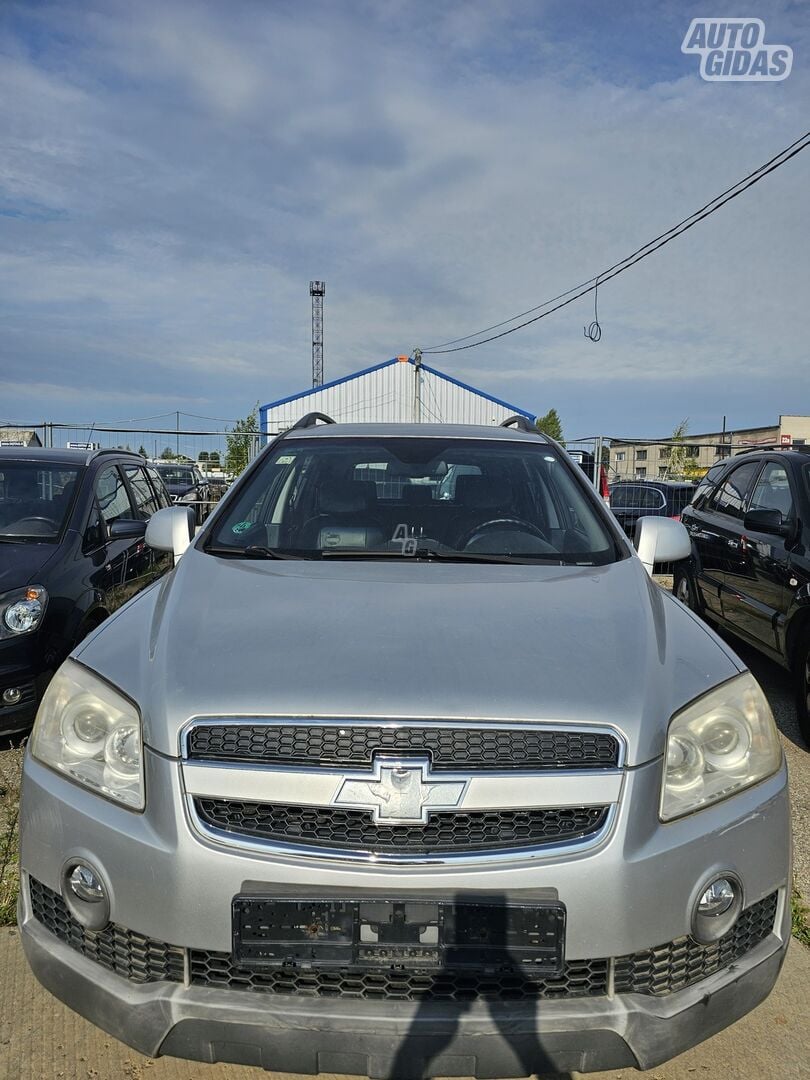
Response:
[454,474,510,511]
[7,472,40,500]
[319,478,376,514]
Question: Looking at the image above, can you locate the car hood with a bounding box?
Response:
[0,540,61,593]
[165,482,195,495]
[76,547,743,765]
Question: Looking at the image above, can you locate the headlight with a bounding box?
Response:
[30,660,144,810]
[661,672,782,821]
[0,585,48,638]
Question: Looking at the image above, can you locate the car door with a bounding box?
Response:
[90,464,139,612]
[121,463,171,598]
[725,459,797,653]
[685,461,760,620]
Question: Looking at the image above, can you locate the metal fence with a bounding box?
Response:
[0,419,263,477]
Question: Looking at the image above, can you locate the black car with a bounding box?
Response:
[609,479,696,538]
[0,448,172,735]
[674,449,810,744]
[153,463,211,524]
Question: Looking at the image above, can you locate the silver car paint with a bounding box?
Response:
[73,548,742,766]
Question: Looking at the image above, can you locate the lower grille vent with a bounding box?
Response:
[614,892,778,996]
[189,951,609,1001]
[29,877,184,984]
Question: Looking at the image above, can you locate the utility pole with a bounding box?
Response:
[412,349,422,423]
[310,281,325,387]
[176,411,180,458]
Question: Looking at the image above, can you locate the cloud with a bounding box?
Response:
[0,0,807,436]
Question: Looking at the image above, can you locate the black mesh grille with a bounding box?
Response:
[195,799,609,854]
[614,892,778,997]
[186,723,620,770]
[189,950,609,1001]
[28,878,185,984]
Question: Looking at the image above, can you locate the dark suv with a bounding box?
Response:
[609,480,695,538]
[675,449,810,744]
[0,448,172,735]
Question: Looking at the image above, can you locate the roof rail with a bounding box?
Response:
[87,447,142,464]
[288,412,337,432]
[499,415,536,434]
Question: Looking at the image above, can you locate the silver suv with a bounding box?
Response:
[19,416,791,1078]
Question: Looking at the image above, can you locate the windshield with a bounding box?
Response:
[0,462,81,542]
[206,437,621,564]
[156,466,195,485]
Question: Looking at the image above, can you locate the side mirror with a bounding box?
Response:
[145,506,195,564]
[109,518,148,540]
[743,508,791,536]
[634,517,691,576]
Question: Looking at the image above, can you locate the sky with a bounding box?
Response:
[0,0,807,442]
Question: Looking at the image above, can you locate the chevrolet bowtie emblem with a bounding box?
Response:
[333,756,468,824]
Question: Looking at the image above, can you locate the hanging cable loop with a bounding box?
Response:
[584,279,602,342]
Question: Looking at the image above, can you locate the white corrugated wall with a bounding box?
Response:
[261,360,532,435]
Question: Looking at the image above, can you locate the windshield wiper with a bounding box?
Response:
[204,544,297,560]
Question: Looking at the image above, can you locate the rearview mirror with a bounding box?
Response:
[634,517,691,576]
[743,508,791,536]
[145,506,195,564]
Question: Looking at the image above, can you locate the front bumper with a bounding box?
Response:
[18,745,793,1076]
[19,875,790,1077]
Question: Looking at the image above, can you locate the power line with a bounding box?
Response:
[422,130,809,355]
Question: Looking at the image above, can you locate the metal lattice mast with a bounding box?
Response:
[310,280,325,387]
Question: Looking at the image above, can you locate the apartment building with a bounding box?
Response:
[609,414,810,481]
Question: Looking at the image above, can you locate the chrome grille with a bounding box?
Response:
[186,722,620,770]
[195,799,610,854]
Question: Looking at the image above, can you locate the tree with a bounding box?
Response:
[209,450,221,465]
[535,408,564,443]
[225,405,259,477]
[138,445,147,458]
[160,447,175,460]
[198,451,210,462]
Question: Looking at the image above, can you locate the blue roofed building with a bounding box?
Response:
[259,356,536,438]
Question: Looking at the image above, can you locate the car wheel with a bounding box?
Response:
[673,566,700,613]
[794,628,810,747]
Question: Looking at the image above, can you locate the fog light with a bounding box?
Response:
[69,864,106,904]
[698,878,735,917]
[692,873,743,944]
[2,687,22,705]
[61,860,110,931]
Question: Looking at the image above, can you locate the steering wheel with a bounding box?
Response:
[460,517,554,551]
[6,516,59,530]
[3,511,59,533]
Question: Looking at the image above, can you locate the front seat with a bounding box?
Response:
[297,479,384,551]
